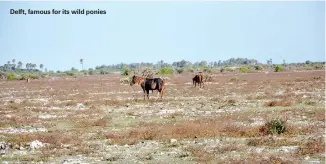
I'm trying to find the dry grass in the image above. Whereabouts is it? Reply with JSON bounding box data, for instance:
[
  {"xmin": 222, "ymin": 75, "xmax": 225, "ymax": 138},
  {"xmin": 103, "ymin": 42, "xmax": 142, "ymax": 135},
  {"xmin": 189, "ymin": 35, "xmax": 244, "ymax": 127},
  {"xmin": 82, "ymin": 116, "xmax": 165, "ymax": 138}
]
[
  {"xmin": 106, "ymin": 119, "xmax": 263, "ymax": 145},
  {"xmin": 106, "ymin": 117, "xmax": 316, "ymax": 145},
  {"xmin": 0, "ymin": 70, "xmax": 324, "ymax": 163},
  {"xmin": 298, "ymin": 137, "xmax": 325, "ymax": 155},
  {"xmin": 186, "ymin": 146, "xmax": 215, "ymax": 163},
  {"xmin": 264, "ymin": 99, "xmax": 292, "ymax": 107},
  {"xmin": 247, "ymin": 137, "xmax": 301, "ymax": 147}
]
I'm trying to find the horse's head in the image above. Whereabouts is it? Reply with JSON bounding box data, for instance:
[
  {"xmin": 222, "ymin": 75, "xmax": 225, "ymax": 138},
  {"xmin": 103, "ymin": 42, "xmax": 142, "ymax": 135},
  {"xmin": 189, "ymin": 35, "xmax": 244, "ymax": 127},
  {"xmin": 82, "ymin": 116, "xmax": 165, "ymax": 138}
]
[{"xmin": 130, "ymin": 75, "xmax": 136, "ymax": 86}]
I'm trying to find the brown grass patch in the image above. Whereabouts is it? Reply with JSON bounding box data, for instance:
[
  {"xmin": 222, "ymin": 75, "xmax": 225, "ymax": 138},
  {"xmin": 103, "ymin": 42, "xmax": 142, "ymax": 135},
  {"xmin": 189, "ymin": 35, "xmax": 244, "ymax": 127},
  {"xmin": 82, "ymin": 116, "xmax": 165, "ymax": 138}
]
[
  {"xmin": 3, "ymin": 130, "xmax": 82, "ymax": 149},
  {"xmin": 74, "ymin": 116, "xmax": 111, "ymax": 128},
  {"xmin": 186, "ymin": 146, "xmax": 215, "ymax": 163},
  {"xmin": 247, "ymin": 137, "xmax": 301, "ymax": 147},
  {"xmin": 298, "ymin": 137, "xmax": 325, "ymax": 155},
  {"xmin": 107, "ymin": 119, "xmax": 263, "ymax": 145},
  {"xmin": 264, "ymin": 99, "xmax": 292, "ymax": 107}
]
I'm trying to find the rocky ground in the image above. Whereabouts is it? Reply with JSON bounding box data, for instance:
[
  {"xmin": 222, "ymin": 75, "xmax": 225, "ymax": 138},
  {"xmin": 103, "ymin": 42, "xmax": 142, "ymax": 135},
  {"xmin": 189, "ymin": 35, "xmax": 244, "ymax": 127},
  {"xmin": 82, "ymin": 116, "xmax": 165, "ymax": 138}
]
[{"xmin": 0, "ymin": 70, "xmax": 325, "ymax": 163}]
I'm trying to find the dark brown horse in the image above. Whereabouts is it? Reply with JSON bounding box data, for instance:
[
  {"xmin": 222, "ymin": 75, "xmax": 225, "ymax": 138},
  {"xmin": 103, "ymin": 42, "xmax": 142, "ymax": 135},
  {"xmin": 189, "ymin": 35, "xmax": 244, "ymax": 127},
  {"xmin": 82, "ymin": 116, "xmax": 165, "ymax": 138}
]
[
  {"xmin": 144, "ymin": 78, "xmax": 165, "ymax": 100},
  {"xmin": 193, "ymin": 75, "xmax": 204, "ymax": 88},
  {"xmin": 130, "ymin": 75, "xmax": 165, "ymax": 100}
]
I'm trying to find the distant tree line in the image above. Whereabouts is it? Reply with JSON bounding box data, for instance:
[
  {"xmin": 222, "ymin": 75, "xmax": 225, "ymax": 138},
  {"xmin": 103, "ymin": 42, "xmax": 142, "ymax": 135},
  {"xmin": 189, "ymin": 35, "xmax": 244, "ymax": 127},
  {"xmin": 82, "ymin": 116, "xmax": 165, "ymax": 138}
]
[
  {"xmin": 0, "ymin": 58, "xmax": 324, "ymax": 76},
  {"xmin": 0, "ymin": 59, "xmax": 45, "ymax": 73},
  {"xmin": 93, "ymin": 58, "xmax": 261, "ymax": 71}
]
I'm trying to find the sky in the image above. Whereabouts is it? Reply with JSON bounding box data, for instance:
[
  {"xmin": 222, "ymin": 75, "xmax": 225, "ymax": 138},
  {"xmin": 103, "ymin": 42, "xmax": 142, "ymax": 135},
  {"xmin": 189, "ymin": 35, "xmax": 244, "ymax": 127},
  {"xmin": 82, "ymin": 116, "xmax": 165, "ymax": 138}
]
[{"xmin": 0, "ymin": 1, "xmax": 324, "ymax": 71}]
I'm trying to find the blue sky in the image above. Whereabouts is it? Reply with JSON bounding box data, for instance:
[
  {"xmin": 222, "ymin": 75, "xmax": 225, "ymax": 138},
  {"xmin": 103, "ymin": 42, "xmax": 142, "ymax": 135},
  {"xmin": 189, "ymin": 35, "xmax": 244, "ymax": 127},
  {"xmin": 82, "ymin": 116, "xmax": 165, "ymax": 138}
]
[{"xmin": 0, "ymin": 1, "xmax": 324, "ymax": 71}]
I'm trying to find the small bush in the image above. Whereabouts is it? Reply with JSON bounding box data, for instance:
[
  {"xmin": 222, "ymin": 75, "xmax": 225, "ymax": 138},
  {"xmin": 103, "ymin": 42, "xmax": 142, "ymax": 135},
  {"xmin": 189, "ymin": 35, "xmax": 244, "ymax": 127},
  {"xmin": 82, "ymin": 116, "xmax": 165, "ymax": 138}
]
[
  {"xmin": 239, "ymin": 66, "xmax": 250, "ymax": 73},
  {"xmin": 100, "ymin": 70, "xmax": 109, "ymax": 75},
  {"xmin": 121, "ymin": 68, "xmax": 129, "ymax": 76},
  {"xmin": 225, "ymin": 67, "xmax": 232, "ymax": 72},
  {"xmin": 275, "ymin": 65, "xmax": 283, "ymax": 72},
  {"xmin": 255, "ymin": 66, "xmax": 263, "ymax": 70},
  {"xmin": 176, "ymin": 68, "xmax": 184, "ymax": 74},
  {"xmin": 28, "ymin": 74, "xmax": 39, "ymax": 79},
  {"xmin": 157, "ymin": 68, "xmax": 173, "ymax": 75},
  {"xmin": 260, "ymin": 119, "xmax": 286, "ymax": 135},
  {"xmin": 7, "ymin": 73, "xmax": 15, "ymax": 80},
  {"xmin": 203, "ymin": 68, "xmax": 212, "ymax": 73},
  {"xmin": 120, "ymin": 77, "xmax": 131, "ymax": 84},
  {"xmin": 230, "ymin": 77, "xmax": 238, "ymax": 82},
  {"xmin": 65, "ymin": 72, "xmax": 75, "ymax": 76},
  {"xmin": 204, "ymin": 75, "xmax": 213, "ymax": 82},
  {"xmin": 221, "ymin": 67, "xmax": 232, "ymax": 72},
  {"xmin": 88, "ymin": 70, "xmax": 94, "ymax": 75},
  {"xmin": 81, "ymin": 70, "xmax": 88, "ymax": 75}
]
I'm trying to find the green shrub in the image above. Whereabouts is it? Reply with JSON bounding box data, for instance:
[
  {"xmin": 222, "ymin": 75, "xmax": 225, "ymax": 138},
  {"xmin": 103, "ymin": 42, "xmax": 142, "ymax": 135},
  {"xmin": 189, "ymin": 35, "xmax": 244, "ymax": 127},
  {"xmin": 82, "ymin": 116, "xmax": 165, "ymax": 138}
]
[
  {"xmin": 100, "ymin": 70, "xmax": 109, "ymax": 75},
  {"xmin": 7, "ymin": 73, "xmax": 15, "ymax": 80},
  {"xmin": 157, "ymin": 68, "xmax": 173, "ymax": 75},
  {"xmin": 203, "ymin": 67, "xmax": 212, "ymax": 73},
  {"xmin": 275, "ymin": 65, "xmax": 283, "ymax": 72},
  {"xmin": 120, "ymin": 77, "xmax": 131, "ymax": 84},
  {"xmin": 255, "ymin": 65, "xmax": 263, "ymax": 70},
  {"xmin": 225, "ymin": 67, "xmax": 232, "ymax": 72},
  {"xmin": 239, "ymin": 66, "xmax": 250, "ymax": 73},
  {"xmin": 121, "ymin": 68, "xmax": 129, "ymax": 76},
  {"xmin": 65, "ymin": 72, "xmax": 75, "ymax": 76},
  {"xmin": 28, "ymin": 74, "xmax": 39, "ymax": 79},
  {"xmin": 230, "ymin": 77, "xmax": 238, "ymax": 82},
  {"xmin": 88, "ymin": 70, "xmax": 94, "ymax": 75},
  {"xmin": 260, "ymin": 119, "xmax": 286, "ymax": 135}
]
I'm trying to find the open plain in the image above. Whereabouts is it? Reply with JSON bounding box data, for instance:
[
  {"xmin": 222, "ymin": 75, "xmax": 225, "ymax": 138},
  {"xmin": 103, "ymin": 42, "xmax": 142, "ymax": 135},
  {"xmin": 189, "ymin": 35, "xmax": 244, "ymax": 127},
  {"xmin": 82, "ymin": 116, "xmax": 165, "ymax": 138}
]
[{"xmin": 0, "ymin": 70, "xmax": 325, "ymax": 163}]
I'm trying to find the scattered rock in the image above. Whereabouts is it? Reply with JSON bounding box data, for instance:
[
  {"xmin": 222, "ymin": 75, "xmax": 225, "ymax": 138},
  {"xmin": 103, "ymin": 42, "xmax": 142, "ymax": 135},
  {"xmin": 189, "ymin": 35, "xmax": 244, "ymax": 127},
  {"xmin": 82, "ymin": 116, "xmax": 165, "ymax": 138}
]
[
  {"xmin": 105, "ymin": 156, "xmax": 119, "ymax": 162},
  {"xmin": 76, "ymin": 103, "xmax": 86, "ymax": 110},
  {"xmin": 170, "ymin": 139, "xmax": 177, "ymax": 143},
  {"xmin": 0, "ymin": 127, "xmax": 48, "ymax": 134},
  {"xmin": 28, "ymin": 140, "xmax": 46, "ymax": 150},
  {"xmin": 0, "ymin": 142, "xmax": 8, "ymax": 150},
  {"xmin": 277, "ymin": 146, "xmax": 300, "ymax": 153}
]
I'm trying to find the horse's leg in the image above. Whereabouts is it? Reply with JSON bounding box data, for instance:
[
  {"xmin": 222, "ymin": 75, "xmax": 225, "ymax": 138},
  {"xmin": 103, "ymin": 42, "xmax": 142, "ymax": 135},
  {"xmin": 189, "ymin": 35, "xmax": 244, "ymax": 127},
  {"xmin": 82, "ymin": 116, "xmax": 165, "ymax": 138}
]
[
  {"xmin": 161, "ymin": 88, "xmax": 164, "ymax": 99},
  {"xmin": 156, "ymin": 89, "xmax": 160, "ymax": 100},
  {"xmin": 141, "ymin": 85, "xmax": 146, "ymax": 100},
  {"xmin": 146, "ymin": 89, "xmax": 150, "ymax": 100}
]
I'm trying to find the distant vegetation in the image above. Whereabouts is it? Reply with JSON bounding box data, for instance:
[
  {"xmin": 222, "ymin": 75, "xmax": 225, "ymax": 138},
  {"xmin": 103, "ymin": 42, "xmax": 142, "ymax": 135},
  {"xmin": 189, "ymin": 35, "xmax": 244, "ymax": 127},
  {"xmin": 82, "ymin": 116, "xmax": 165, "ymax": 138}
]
[{"xmin": 0, "ymin": 58, "xmax": 324, "ymax": 81}]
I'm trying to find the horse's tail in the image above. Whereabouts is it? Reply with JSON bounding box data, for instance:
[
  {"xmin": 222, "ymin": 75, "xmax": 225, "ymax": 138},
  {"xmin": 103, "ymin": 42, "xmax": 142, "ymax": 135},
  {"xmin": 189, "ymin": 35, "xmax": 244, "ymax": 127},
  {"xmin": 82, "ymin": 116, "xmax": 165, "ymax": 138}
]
[
  {"xmin": 161, "ymin": 79, "xmax": 165, "ymax": 88},
  {"xmin": 160, "ymin": 79, "xmax": 165, "ymax": 98}
]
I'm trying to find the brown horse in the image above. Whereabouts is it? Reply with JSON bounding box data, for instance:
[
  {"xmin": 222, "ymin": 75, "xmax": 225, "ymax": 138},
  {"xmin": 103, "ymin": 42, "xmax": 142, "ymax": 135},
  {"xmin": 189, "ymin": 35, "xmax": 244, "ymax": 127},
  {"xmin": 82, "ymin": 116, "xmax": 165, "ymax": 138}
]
[
  {"xmin": 193, "ymin": 75, "xmax": 204, "ymax": 88},
  {"xmin": 144, "ymin": 78, "xmax": 165, "ymax": 100},
  {"xmin": 130, "ymin": 75, "xmax": 159, "ymax": 100}
]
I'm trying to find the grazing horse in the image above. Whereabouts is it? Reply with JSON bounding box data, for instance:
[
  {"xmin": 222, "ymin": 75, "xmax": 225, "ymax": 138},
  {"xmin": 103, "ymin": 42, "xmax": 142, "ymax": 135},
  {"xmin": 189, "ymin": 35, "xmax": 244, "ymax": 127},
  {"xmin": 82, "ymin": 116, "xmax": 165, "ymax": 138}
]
[
  {"xmin": 193, "ymin": 75, "xmax": 204, "ymax": 88},
  {"xmin": 144, "ymin": 78, "xmax": 165, "ymax": 100}
]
